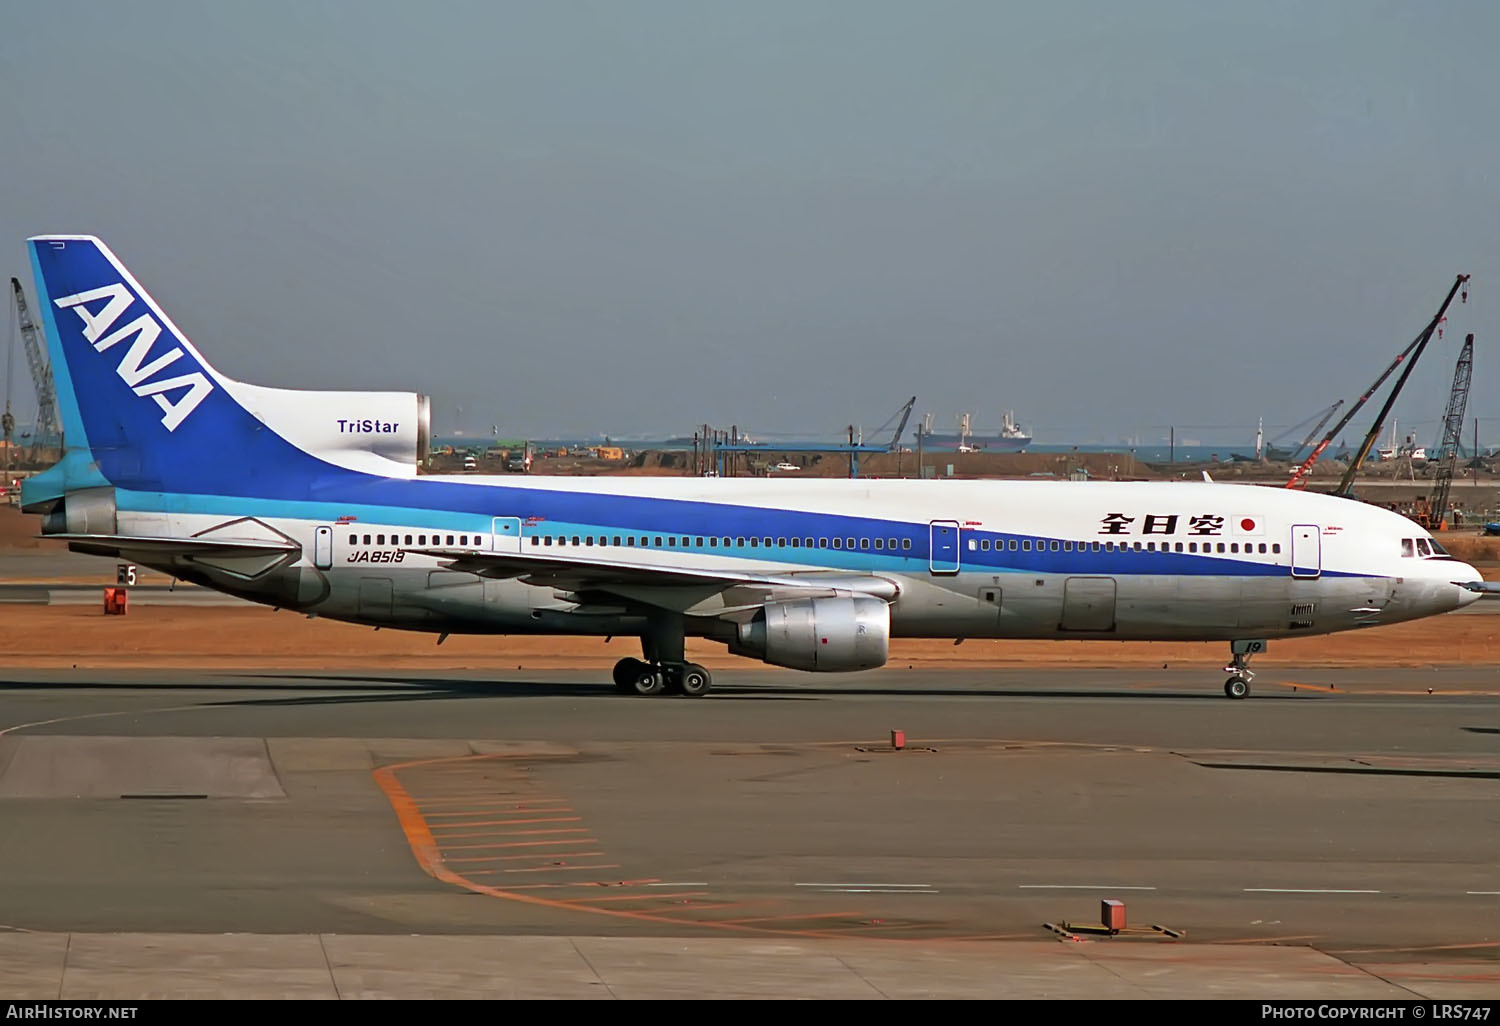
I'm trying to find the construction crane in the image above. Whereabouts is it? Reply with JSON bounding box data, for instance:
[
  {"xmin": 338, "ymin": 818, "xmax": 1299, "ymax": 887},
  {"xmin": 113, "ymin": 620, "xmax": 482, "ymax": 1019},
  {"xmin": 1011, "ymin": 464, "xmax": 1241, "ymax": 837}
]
[
  {"xmin": 9, "ymin": 277, "xmax": 61, "ymax": 462},
  {"xmin": 1264, "ymin": 399, "xmax": 1344, "ymax": 462},
  {"xmin": 1413, "ymin": 333, "xmax": 1473, "ymax": 530},
  {"xmin": 1287, "ymin": 273, "xmax": 1469, "ymax": 491},
  {"xmin": 881, "ymin": 396, "xmax": 917, "ymax": 451}
]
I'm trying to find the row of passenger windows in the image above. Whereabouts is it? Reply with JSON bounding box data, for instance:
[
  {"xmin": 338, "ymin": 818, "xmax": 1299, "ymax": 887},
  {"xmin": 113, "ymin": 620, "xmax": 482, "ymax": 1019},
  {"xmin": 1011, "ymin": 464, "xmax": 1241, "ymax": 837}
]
[
  {"xmin": 349, "ymin": 530, "xmax": 1283, "ymax": 557},
  {"xmin": 531, "ymin": 534, "xmax": 914, "ymax": 550},
  {"xmin": 350, "ymin": 533, "xmax": 480, "ymax": 547},
  {"xmin": 967, "ymin": 538, "xmax": 1282, "ymax": 555}
]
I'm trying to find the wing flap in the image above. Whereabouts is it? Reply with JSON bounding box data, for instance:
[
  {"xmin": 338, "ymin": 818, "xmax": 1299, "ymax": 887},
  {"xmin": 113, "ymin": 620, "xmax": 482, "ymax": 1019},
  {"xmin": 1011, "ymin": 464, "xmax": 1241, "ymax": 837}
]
[{"xmin": 404, "ymin": 546, "xmax": 900, "ymax": 605}]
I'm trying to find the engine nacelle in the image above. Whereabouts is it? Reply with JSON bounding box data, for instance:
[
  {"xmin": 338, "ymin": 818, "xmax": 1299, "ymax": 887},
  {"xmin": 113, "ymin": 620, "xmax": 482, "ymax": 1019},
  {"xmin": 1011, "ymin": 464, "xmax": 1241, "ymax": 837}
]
[
  {"xmin": 224, "ymin": 381, "xmax": 431, "ymax": 474},
  {"xmin": 732, "ymin": 596, "xmax": 890, "ymax": 672}
]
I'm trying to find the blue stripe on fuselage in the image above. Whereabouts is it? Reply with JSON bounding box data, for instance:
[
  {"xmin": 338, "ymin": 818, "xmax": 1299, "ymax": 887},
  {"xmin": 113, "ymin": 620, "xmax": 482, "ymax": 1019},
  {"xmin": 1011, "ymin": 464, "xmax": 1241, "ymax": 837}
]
[{"xmin": 118, "ymin": 486, "xmax": 1366, "ymax": 579}]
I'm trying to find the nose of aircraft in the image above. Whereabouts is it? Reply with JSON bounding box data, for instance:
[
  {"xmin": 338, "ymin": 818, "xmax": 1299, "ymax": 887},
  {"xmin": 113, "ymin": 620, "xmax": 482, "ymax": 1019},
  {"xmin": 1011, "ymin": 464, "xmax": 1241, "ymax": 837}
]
[{"xmin": 1448, "ymin": 560, "xmax": 1486, "ymax": 608}]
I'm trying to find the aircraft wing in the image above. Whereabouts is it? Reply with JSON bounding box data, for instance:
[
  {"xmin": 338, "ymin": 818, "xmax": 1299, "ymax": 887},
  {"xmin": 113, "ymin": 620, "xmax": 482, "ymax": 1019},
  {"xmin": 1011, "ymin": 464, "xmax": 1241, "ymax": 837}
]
[{"xmin": 406, "ymin": 546, "xmax": 899, "ymax": 615}]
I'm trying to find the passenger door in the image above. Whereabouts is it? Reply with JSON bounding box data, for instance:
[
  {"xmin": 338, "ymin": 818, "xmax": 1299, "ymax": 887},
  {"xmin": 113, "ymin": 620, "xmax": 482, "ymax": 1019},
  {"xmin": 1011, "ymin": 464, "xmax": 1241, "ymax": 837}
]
[
  {"xmin": 1290, "ymin": 524, "xmax": 1321, "ymax": 579},
  {"xmin": 929, "ymin": 520, "xmax": 960, "ymax": 575},
  {"xmin": 491, "ymin": 517, "xmax": 523, "ymax": 554},
  {"xmin": 313, "ymin": 526, "xmax": 333, "ymax": 570}
]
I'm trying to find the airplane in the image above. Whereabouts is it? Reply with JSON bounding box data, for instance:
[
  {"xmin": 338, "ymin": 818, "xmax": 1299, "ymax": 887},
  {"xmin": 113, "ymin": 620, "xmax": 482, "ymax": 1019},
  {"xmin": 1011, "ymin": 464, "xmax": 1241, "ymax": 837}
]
[{"xmin": 18, "ymin": 235, "xmax": 1492, "ymax": 700}]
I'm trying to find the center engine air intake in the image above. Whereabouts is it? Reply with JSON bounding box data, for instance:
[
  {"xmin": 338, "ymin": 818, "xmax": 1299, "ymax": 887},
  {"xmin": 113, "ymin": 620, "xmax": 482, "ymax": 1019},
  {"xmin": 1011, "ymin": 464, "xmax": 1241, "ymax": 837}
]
[{"xmin": 733, "ymin": 595, "xmax": 890, "ymax": 672}]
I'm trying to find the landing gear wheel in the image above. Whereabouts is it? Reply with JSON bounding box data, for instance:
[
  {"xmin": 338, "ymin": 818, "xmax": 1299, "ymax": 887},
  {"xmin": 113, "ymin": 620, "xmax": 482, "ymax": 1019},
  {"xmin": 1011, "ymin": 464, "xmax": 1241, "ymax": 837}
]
[
  {"xmin": 613, "ymin": 657, "xmax": 644, "ymax": 694},
  {"xmin": 678, "ymin": 663, "xmax": 712, "ymax": 698},
  {"xmin": 1224, "ymin": 677, "xmax": 1250, "ymax": 700},
  {"xmin": 630, "ymin": 666, "xmax": 666, "ymax": 696}
]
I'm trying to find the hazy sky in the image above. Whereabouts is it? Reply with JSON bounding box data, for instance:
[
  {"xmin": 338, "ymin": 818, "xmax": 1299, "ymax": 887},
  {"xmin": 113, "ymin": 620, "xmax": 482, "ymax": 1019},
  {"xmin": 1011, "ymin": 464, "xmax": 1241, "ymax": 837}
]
[{"xmin": 3, "ymin": 1, "xmax": 1497, "ymax": 448}]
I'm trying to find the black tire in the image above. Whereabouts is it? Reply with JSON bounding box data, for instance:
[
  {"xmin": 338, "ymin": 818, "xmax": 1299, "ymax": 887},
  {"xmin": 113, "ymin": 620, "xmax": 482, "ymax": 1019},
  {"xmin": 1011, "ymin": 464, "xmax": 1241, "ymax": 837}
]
[
  {"xmin": 678, "ymin": 663, "xmax": 712, "ymax": 698},
  {"xmin": 631, "ymin": 667, "xmax": 666, "ymax": 696},
  {"xmin": 613, "ymin": 658, "xmax": 641, "ymax": 693},
  {"xmin": 1224, "ymin": 677, "xmax": 1250, "ymax": 700}
]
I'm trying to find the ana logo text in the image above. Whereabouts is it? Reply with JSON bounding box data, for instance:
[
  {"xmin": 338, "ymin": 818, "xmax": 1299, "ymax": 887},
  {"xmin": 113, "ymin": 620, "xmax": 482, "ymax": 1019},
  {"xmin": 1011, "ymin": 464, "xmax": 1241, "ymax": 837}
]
[{"xmin": 52, "ymin": 283, "xmax": 213, "ymax": 431}]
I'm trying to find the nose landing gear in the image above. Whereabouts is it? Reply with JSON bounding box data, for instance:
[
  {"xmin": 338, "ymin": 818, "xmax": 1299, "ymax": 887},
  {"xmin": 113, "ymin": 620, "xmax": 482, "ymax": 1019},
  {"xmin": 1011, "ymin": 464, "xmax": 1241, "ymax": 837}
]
[{"xmin": 1223, "ymin": 639, "xmax": 1265, "ymax": 699}]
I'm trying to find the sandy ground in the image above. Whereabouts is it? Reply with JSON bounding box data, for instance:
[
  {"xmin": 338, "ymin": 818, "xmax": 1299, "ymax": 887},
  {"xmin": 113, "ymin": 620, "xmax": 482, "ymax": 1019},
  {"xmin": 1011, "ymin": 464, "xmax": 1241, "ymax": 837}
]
[{"xmin": 10, "ymin": 603, "xmax": 1500, "ymax": 670}]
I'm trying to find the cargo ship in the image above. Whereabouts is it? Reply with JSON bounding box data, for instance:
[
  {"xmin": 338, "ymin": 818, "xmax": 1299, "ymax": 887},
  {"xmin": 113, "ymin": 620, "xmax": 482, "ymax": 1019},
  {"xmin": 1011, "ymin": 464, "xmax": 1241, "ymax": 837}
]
[{"xmin": 914, "ymin": 411, "xmax": 1032, "ymax": 452}]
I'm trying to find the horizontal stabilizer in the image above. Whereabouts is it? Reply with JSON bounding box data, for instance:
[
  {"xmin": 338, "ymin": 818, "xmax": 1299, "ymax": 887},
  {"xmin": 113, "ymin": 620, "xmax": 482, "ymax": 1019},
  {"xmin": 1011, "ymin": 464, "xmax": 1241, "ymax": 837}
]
[
  {"xmin": 1454, "ymin": 580, "xmax": 1500, "ymax": 594},
  {"xmin": 49, "ymin": 533, "xmax": 299, "ymax": 558}
]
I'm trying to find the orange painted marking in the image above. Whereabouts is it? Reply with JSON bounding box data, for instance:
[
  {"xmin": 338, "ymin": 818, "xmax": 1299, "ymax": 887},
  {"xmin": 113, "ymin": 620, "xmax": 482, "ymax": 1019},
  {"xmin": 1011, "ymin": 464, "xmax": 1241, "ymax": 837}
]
[
  {"xmin": 426, "ymin": 827, "xmax": 591, "ymax": 841},
  {"xmin": 483, "ymin": 851, "xmax": 607, "ymax": 862},
  {"xmin": 503, "ymin": 863, "xmax": 622, "ymax": 873},
  {"xmin": 569, "ymin": 891, "xmax": 709, "ymax": 904},
  {"xmin": 429, "ymin": 816, "xmax": 582, "ymax": 830},
  {"xmin": 374, "ymin": 754, "xmax": 871, "ymax": 938},
  {"xmin": 400, "ymin": 796, "xmax": 571, "ymax": 808},
  {"xmin": 422, "ymin": 807, "xmax": 573, "ymax": 819},
  {"xmin": 438, "ymin": 838, "xmax": 598, "ymax": 852}
]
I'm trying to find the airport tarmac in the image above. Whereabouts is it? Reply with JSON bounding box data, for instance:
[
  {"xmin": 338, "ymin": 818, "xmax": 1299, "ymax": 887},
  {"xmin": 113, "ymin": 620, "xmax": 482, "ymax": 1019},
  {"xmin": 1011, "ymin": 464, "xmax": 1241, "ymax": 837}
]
[{"xmin": 1, "ymin": 667, "xmax": 1498, "ymax": 998}]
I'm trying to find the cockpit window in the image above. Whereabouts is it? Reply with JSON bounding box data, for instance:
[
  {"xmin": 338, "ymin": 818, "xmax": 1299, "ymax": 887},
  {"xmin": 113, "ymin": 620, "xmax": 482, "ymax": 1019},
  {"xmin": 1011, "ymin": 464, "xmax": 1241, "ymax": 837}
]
[
  {"xmin": 1415, "ymin": 538, "xmax": 1432, "ymax": 557},
  {"xmin": 1401, "ymin": 538, "xmax": 1414, "ymax": 557},
  {"xmin": 1429, "ymin": 538, "xmax": 1449, "ymax": 556}
]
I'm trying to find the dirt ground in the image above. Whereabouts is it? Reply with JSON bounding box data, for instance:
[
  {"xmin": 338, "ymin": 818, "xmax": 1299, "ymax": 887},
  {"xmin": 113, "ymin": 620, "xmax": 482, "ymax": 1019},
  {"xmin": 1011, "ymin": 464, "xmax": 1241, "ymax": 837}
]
[{"xmin": 4, "ymin": 506, "xmax": 1500, "ymax": 670}]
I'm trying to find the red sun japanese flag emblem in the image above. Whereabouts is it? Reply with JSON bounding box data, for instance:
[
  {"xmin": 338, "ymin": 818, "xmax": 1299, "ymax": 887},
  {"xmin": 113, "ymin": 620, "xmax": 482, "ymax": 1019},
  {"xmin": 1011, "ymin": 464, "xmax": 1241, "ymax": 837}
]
[{"xmin": 1234, "ymin": 515, "xmax": 1262, "ymax": 535}]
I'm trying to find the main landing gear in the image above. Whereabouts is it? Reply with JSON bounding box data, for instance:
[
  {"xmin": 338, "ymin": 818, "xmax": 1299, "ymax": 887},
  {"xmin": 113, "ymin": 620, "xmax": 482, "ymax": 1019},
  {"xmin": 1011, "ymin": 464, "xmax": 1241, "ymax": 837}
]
[
  {"xmin": 612, "ymin": 658, "xmax": 713, "ymax": 698},
  {"xmin": 1223, "ymin": 639, "xmax": 1266, "ymax": 700}
]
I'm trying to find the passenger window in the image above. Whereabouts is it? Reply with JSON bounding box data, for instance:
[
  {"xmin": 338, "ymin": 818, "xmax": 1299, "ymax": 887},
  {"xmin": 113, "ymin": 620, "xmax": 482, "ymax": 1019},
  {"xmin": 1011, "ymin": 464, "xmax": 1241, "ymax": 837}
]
[
  {"xmin": 405, "ymin": 535, "xmax": 413, "ymax": 545},
  {"xmin": 778, "ymin": 537, "xmax": 787, "ymax": 547},
  {"xmin": 654, "ymin": 537, "xmax": 663, "ymax": 546},
  {"xmin": 832, "ymin": 538, "xmax": 842, "ymax": 549},
  {"xmin": 819, "ymin": 538, "xmax": 829, "ymax": 548},
  {"xmin": 1258, "ymin": 543, "xmax": 1266, "ymax": 554},
  {"xmin": 846, "ymin": 538, "xmax": 855, "ymax": 549},
  {"xmin": 1401, "ymin": 538, "xmax": 1414, "ymax": 557},
  {"xmin": 613, "ymin": 536, "xmax": 621, "ymax": 546},
  {"xmin": 568, "ymin": 536, "xmax": 578, "ymax": 546},
  {"xmin": 1188, "ymin": 542, "xmax": 1196, "ymax": 552},
  {"xmin": 902, "ymin": 539, "xmax": 911, "ymax": 550},
  {"xmin": 874, "ymin": 538, "xmax": 884, "ymax": 549},
  {"xmin": 667, "ymin": 538, "xmax": 675, "ymax": 547},
  {"xmin": 588, "ymin": 536, "xmax": 596, "ymax": 546},
  {"xmin": 696, "ymin": 537, "xmax": 704, "ymax": 547},
  {"xmin": 1009, "ymin": 540, "xmax": 1018, "ymax": 551},
  {"xmin": 1105, "ymin": 541, "xmax": 1114, "ymax": 551},
  {"xmin": 363, "ymin": 535, "xmax": 371, "ymax": 545},
  {"xmin": 1216, "ymin": 543, "xmax": 1225, "ymax": 553},
  {"xmin": 530, "ymin": 536, "xmax": 538, "ymax": 546},
  {"xmin": 348, "ymin": 534, "xmax": 357, "ymax": 545},
  {"xmin": 968, "ymin": 540, "xmax": 977, "ymax": 551},
  {"xmin": 1146, "ymin": 542, "xmax": 1155, "ymax": 552},
  {"xmin": 764, "ymin": 537, "xmax": 773, "ymax": 547},
  {"xmin": 1174, "ymin": 542, "xmax": 1183, "ymax": 552},
  {"xmin": 1272, "ymin": 543, "xmax": 1281, "ymax": 554},
  {"xmin": 790, "ymin": 538, "xmax": 800, "ymax": 548},
  {"xmin": 1022, "ymin": 540, "xmax": 1032, "ymax": 551},
  {"xmin": 1062, "ymin": 541, "xmax": 1071, "ymax": 552},
  {"xmin": 806, "ymin": 538, "xmax": 815, "ymax": 548},
  {"xmin": 1092, "ymin": 541, "xmax": 1101, "ymax": 552},
  {"xmin": 626, "ymin": 537, "xmax": 635, "ymax": 547},
  {"xmin": 1230, "ymin": 542, "xmax": 1239, "ymax": 553},
  {"xmin": 888, "ymin": 537, "xmax": 898, "ymax": 548},
  {"xmin": 750, "ymin": 538, "xmax": 759, "ymax": 547},
  {"xmin": 1049, "ymin": 540, "xmax": 1059, "ymax": 551},
  {"xmin": 1133, "ymin": 542, "xmax": 1142, "ymax": 551},
  {"xmin": 736, "ymin": 537, "xmax": 746, "ymax": 547},
  {"xmin": 981, "ymin": 539, "xmax": 990, "ymax": 551},
  {"xmin": 546, "ymin": 536, "xmax": 555, "ymax": 546},
  {"xmin": 640, "ymin": 537, "xmax": 649, "ymax": 546},
  {"xmin": 860, "ymin": 538, "xmax": 870, "ymax": 549}
]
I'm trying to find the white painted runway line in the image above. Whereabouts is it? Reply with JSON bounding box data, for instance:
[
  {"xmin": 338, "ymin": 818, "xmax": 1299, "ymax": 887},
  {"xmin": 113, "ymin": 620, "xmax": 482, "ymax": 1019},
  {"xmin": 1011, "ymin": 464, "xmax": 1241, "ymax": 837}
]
[
  {"xmin": 1243, "ymin": 888, "xmax": 1381, "ymax": 894},
  {"xmin": 1017, "ymin": 884, "xmax": 1157, "ymax": 890}
]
